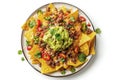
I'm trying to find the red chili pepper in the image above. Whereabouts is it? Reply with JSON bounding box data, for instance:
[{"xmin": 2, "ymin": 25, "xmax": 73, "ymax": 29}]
[
  {"xmin": 37, "ymin": 20, "xmax": 42, "ymax": 27},
  {"xmin": 42, "ymin": 53, "xmax": 50, "ymax": 61},
  {"xmin": 27, "ymin": 45, "xmax": 32, "ymax": 51},
  {"xmin": 59, "ymin": 53, "xmax": 66, "ymax": 58},
  {"xmin": 80, "ymin": 16, "xmax": 86, "ymax": 22}
]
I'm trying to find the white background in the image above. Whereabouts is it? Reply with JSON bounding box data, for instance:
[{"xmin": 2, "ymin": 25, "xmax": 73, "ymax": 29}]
[{"xmin": 0, "ymin": 0, "xmax": 120, "ymax": 80}]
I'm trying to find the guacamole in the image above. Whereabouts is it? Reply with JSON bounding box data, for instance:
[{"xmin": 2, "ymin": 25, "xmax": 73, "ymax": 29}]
[{"xmin": 43, "ymin": 26, "xmax": 73, "ymax": 51}]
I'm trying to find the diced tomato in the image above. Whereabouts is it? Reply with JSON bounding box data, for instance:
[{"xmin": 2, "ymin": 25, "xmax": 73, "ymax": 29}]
[
  {"xmin": 37, "ymin": 20, "xmax": 42, "ymax": 27},
  {"xmin": 87, "ymin": 23, "xmax": 91, "ymax": 27},
  {"xmin": 42, "ymin": 53, "xmax": 50, "ymax": 61},
  {"xmin": 37, "ymin": 27, "xmax": 42, "ymax": 32},
  {"xmin": 80, "ymin": 16, "xmax": 86, "ymax": 22},
  {"xmin": 40, "ymin": 32, "xmax": 44, "ymax": 38},
  {"xmin": 27, "ymin": 45, "xmax": 32, "ymax": 51},
  {"xmin": 74, "ymin": 46, "xmax": 79, "ymax": 54},
  {"xmin": 59, "ymin": 53, "xmax": 66, "ymax": 58}
]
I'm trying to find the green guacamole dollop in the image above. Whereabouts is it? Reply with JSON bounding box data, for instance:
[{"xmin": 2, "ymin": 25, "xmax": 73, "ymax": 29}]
[{"xmin": 43, "ymin": 26, "xmax": 73, "ymax": 51}]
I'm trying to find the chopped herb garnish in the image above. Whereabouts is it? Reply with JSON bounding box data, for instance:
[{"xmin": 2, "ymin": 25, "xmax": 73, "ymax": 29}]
[
  {"xmin": 78, "ymin": 53, "xmax": 87, "ymax": 62},
  {"xmin": 95, "ymin": 28, "xmax": 101, "ymax": 34},
  {"xmin": 70, "ymin": 16, "xmax": 75, "ymax": 22},
  {"xmin": 21, "ymin": 57, "xmax": 25, "ymax": 61},
  {"xmin": 48, "ymin": 23, "xmax": 54, "ymax": 26},
  {"xmin": 44, "ymin": 16, "xmax": 51, "ymax": 21},
  {"xmin": 60, "ymin": 58, "xmax": 65, "ymax": 62},
  {"xmin": 50, "ymin": 29, "xmax": 55, "ymax": 35},
  {"xmin": 61, "ymin": 70, "xmax": 66, "ymax": 75},
  {"xmin": 37, "ymin": 9, "xmax": 43, "ymax": 14},
  {"xmin": 18, "ymin": 50, "xmax": 22, "ymax": 55},
  {"xmin": 29, "ymin": 20, "xmax": 36, "ymax": 28},
  {"xmin": 55, "ymin": 33, "xmax": 61, "ymax": 40},
  {"xmin": 67, "ymin": 24, "xmax": 73, "ymax": 28},
  {"xmin": 81, "ymin": 22, "xmax": 87, "ymax": 32},
  {"xmin": 26, "ymin": 40, "xmax": 30, "ymax": 46},
  {"xmin": 70, "ymin": 67, "xmax": 76, "ymax": 73},
  {"xmin": 34, "ymin": 51, "xmax": 41, "ymax": 58},
  {"xmin": 55, "ymin": 33, "xmax": 60, "ymax": 37},
  {"xmin": 33, "ymin": 36, "xmax": 39, "ymax": 44}
]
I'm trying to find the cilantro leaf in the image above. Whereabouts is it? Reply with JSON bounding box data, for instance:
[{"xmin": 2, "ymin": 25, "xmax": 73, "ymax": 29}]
[
  {"xmin": 37, "ymin": 9, "xmax": 43, "ymax": 14},
  {"xmin": 34, "ymin": 51, "xmax": 41, "ymax": 58},
  {"xmin": 78, "ymin": 53, "xmax": 87, "ymax": 62},
  {"xmin": 29, "ymin": 20, "xmax": 36, "ymax": 28},
  {"xmin": 61, "ymin": 70, "xmax": 66, "ymax": 75},
  {"xmin": 55, "ymin": 33, "xmax": 61, "ymax": 40},
  {"xmin": 95, "ymin": 28, "xmax": 101, "ymax": 34},
  {"xmin": 18, "ymin": 50, "xmax": 22, "ymax": 55},
  {"xmin": 70, "ymin": 67, "xmax": 76, "ymax": 73},
  {"xmin": 21, "ymin": 57, "xmax": 25, "ymax": 61}
]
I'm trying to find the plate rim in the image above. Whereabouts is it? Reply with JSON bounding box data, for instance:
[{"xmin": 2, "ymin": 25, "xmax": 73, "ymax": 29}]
[{"xmin": 21, "ymin": 2, "xmax": 96, "ymax": 77}]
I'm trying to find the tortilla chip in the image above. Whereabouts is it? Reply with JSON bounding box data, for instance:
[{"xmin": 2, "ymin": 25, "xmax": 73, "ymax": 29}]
[
  {"xmin": 24, "ymin": 29, "xmax": 34, "ymax": 42},
  {"xmin": 88, "ymin": 32, "xmax": 96, "ymax": 55},
  {"xmin": 21, "ymin": 22, "xmax": 29, "ymax": 30},
  {"xmin": 88, "ymin": 32, "xmax": 96, "ymax": 40},
  {"xmin": 67, "ymin": 59, "xmax": 85, "ymax": 67},
  {"xmin": 47, "ymin": 3, "xmax": 56, "ymax": 13},
  {"xmin": 38, "ymin": 59, "xmax": 56, "ymax": 74},
  {"xmin": 90, "ymin": 44, "xmax": 95, "ymax": 55},
  {"xmin": 24, "ymin": 24, "xmax": 36, "ymax": 42},
  {"xmin": 60, "ymin": 6, "xmax": 67, "ymax": 13},
  {"xmin": 89, "ymin": 38, "xmax": 95, "ymax": 55},
  {"xmin": 37, "ymin": 59, "xmax": 63, "ymax": 74},
  {"xmin": 74, "ymin": 22, "xmax": 81, "ymax": 32},
  {"xmin": 68, "ymin": 10, "xmax": 79, "ymax": 20},
  {"xmin": 80, "ymin": 43, "xmax": 89, "ymax": 56},
  {"xmin": 63, "ymin": 63, "xmax": 69, "ymax": 69},
  {"xmin": 29, "ymin": 45, "xmax": 39, "ymax": 55},
  {"xmin": 38, "ymin": 13, "xmax": 44, "ymax": 22},
  {"xmin": 79, "ymin": 33, "xmax": 91, "ymax": 46},
  {"xmin": 32, "ymin": 59, "xmax": 40, "ymax": 64}
]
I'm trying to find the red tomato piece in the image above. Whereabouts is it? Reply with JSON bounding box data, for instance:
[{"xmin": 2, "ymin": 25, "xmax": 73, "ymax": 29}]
[
  {"xmin": 37, "ymin": 27, "xmax": 42, "ymax": 32},
  {"xmin": 74, "ymin": 46, "xmax": 79, "ymax": 54},
  {"xmin": 87, "ymin": 23, "xmax": 91, "ymax": 27},
  {"xmin": 80, "ymin": 16, "xmax": 86, "ymax": 22},
  {"xmin": 59, "ymin": 53, "xmax": 66, "ymax": 58},
  {"xmin": 37, "ymin": 20, "xmax": 42, "ymax": 27},
  {"xmin": 42, "ymin": 53, "xmax": 50, "ymax": 61},
  {"xmin": 27, "ymin": 45, "xmax": 32, "ymax": 51}
]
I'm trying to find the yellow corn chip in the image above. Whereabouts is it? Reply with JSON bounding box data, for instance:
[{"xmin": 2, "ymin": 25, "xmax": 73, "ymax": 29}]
[
  {"xmin": 79, "ymin": 33, "xmax": 91, "ymax": 46},
  {"xmin": 67, "ymin": 59, "xmax": 85, "ymax": 67},
  {"xmin": 29, "ymin": 45, "xmax": 39, "ymax": 55},
  {"xmin": 80, "ymin": 43, "xmax": 89, "ymax": 56},
  {"xmin": 68, "ymin": 10, "xmax": 79, "ymax": 20},
  {"xmin": 88, "ymin": 32, "xmax": 96, "ymax": 55},
  {"xmin": 38, "ymin": 59, "xmax": 56, "ymax": 74},
  {"xmin": 60, "ymin": 6, "xmax": 67, "ymax": 13},
  {"xmin": 47, "ymin": 3, "xmax": 56, "ymax": 13}
]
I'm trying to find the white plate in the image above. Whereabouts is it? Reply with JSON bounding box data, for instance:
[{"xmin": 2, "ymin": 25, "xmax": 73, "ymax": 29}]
[{"xmin": 21, "ymin": 2, "xmax": 95, "ymax": 77}]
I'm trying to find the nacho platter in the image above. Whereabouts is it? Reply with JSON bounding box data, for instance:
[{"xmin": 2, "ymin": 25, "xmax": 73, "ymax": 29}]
[{"xmin": 21, "ymin": 2, "xmax": 96, "ymax": 77}]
